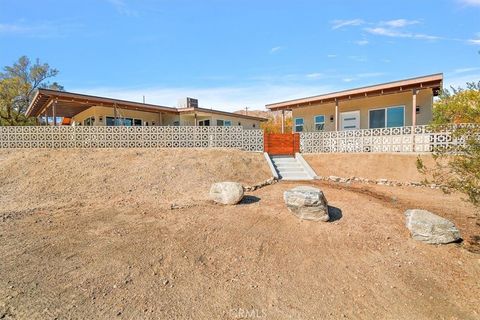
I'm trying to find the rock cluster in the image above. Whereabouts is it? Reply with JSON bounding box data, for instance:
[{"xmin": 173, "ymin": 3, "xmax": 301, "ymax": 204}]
[
  {"xmin": 283, "ymin": 186, "xmax": 329, "ymax": 222},
  {"xmin": 315, "ymin": 175, "xmax": 443, "ymax": 189},
  {"xmin": 243, "ymin": 177, "xmax": 277, "ymax": 192}
]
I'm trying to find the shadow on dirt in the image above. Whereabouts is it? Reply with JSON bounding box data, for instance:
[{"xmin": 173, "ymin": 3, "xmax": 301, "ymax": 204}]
[
  {"xmin": 240, "ymin": 196, "xmax": 261, "ymax": 205},
  {"xmin": 328, "ymin": 206, "xmax": 343, "ymax": 222}
]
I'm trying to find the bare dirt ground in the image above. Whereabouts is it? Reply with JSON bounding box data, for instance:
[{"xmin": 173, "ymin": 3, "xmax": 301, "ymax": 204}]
[{"xmin": 1, "ymin": 149, "xmax": 479, "ymax": 319}]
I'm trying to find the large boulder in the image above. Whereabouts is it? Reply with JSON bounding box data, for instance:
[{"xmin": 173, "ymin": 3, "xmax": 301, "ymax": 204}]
[
  {"xmin": 404, "ymin": 209, "xmax": 461, "ymax": 244},
  {"xmin": 209, "ymin": 182, "xmax": 244, "ymax": 205},
  {"xmin": 283, "ymin": 186, "xmax": 329, "ymax": 222}
]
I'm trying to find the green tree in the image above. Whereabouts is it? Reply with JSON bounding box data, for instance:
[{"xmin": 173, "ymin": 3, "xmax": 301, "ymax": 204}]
[
  {"xmin": 417, "ymin": 81, "xmax": 480, "ymax": 212},
  {"xmin": 0, "ymin": 56, "xmax": 63, "ymax": 126}
]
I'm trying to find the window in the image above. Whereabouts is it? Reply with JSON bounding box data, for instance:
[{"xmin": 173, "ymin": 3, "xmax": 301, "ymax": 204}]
[
  {"xmin": 294, "ymin": 118, "xmax": 304, "ymax": 132},
  {"xmin": 133, "ymin": 119, "xmax": 142, "ymax": 126},
  {"xmin": 198, "ymin": 120, "xmax": 210, "ymax": 126},
  {"xmin": 173, "ymin": 121, "xmax": 180, "ymax": 126},
  {"xmin": 83, "ymin": 116, "xmax": 94, "ymax": 126},
  {"xmin": 369, "ymin": 106, "xmax": 405, "ymax": 129},
  {"xmin": 314, "ymin": 115, "xmax": 325, "ymax": 131},
  {"xmin": 216, "ymin": 119, "xmax": 232, "ymax": 126},
  {"xmin": 105, "ymin": 117, "xmax": 134, "ymax": 126}
]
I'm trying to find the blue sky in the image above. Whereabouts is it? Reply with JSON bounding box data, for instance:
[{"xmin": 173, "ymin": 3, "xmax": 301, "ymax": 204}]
[{"xmin": 1, "ymin": 0, "xmax": 479, "ymax": 111}]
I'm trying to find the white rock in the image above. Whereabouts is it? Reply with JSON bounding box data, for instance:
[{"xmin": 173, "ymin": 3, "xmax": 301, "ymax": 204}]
[
  {"xmin": 209, "ymin": 182, "xmax": 244, "ymax": 205},
  {"xmin": 283, "ymin": 186, "xmax": 329, "ymax": 222},
  {"xmin": 404, "ymin": 209, "xmax": 461, "ymax": 244}
]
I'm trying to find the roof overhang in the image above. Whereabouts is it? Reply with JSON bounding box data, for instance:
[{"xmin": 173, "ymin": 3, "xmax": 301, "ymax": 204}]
[
  {"xmin": 26, "ymin": 89, "xmax": 178, "ymax": 118},
  {"xmin": 266, "ymin": 73, "xmax": 443, "ymax": 111}
]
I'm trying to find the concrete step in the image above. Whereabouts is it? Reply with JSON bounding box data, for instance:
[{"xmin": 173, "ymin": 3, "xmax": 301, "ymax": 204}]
[
  {"xmin": 272, "ymin": 159, "xmax": 298, "ymax": 164},
  {"xmin": 279, "ymin": 172, "xmax": 312, "ymax": 180},
  {"xmin": 276, "ymin": 167, "xmax": 306, "ymax": 173},
  {"xmin": 274, "ymin": 164, "xmax": 304, "ymax": 169},
  {"xmin": 269, "ymin": 155, "xmax": 314, "ymax": 181}
]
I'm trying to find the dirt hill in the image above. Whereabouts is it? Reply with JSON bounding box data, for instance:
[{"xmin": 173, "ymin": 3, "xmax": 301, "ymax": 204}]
[
  {"xmin": 1, "ymin": 149, "xmax": 479, "ymax": 319},
  {"xmin": 0, "ymin": 149, "xmax": 271, "ymax": 214}
]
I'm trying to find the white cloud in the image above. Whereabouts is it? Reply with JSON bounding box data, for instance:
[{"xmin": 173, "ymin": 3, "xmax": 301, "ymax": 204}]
[
  {"xmin": 444, "ymin": 73, "xmax": 480, "ymax": 89},
  {"xmin": 453, "ymin": 67, "xmax": 480, "ymax": 73},
  {"xmin": 468, "ymin": 38, "xmax": 480, "ymax": 45},
  {"xmin": 327, "ymin": 54, "xmax": 337, "ymax": 58},
  {"xmin": 331, "ymin": 19, "xmax": 364, "ymax": 30},
  {"xmin": 306, "ymin": 73, "xmax": 323, "ymax": 79},
  {"xmin": 354, "ymin": 39, "xmax": 369, "ymax": 46},
  {"xmin": 382, "ymin": 19, "xmax": 419, "ymax": 28},
  {"xmin": 458, "ymin": 0, "xmax": 480, "ymax": 6},
  {"xmin": 365, "ymin": 27, "xmax": 440, "ymax": 40},
  {"xmin": 106, "ymin": 0, "xmax": 139, "ymax": 17},
  {"xmin": 348, "ymin": 55, "xmax": 367, "ymax": 62},
  {"xmin": 0, "ymin": 21, "xmax": 80, "ymax": 38},
  {"xmin": 72, "ymin": 84, "xmax": 336, "ymax": 111},
  {"xmin": 269, "ymin": 46, "xmax": 283, "ymax": 53}
]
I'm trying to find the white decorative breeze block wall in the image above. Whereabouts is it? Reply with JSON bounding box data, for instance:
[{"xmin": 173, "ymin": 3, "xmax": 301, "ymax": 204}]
[
  {"xmin": 300, "ymin": 125, "xmax": 468, "ymax": 153},
  {"xmin": 0, "ymin": 126, "xmax": 264, "ymax": 152}
]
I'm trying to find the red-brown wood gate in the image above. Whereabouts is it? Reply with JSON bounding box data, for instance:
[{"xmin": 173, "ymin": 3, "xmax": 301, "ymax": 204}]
[{"xmin": 264, "ymin": 133, "xmax": 300, "ymax": 155}]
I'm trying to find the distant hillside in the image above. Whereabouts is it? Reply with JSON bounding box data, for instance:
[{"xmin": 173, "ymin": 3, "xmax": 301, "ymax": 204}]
[
  {"xmin": 234, "ymin": 110, "xmax": 292, "ymax": 119},
  {"xmin": 233, "ymin": 110, "xmax": 270, "ymax": 118}
]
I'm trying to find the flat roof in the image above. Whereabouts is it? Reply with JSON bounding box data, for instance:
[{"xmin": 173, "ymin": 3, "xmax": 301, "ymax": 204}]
[
  {"xmin": 266, "ymin": 73, "xmax": 443, "ymax": 111},
  {"xmin": 26, "ymin": 89, "xmax": 267, "ymax": 121}
]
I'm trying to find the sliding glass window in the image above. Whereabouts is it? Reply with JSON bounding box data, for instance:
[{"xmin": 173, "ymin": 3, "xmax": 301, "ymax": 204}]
[{"xmin": 369, "ymin": 106, "xmax": 404, "ymax": 128}]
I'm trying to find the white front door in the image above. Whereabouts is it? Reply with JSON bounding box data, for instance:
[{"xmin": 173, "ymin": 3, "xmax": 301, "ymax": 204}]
[{"xmin": 340, "ymin": 111, "xmax": 360, "ymax": 131}]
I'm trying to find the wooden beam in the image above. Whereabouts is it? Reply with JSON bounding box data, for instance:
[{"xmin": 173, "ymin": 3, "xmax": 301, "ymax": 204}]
[
  {"xmin": 335, "ymin": 99, "xmax": 339, "ymax": 131},
  {"xmin": 412, "ymin": 89, "xmax": 417, "ymax": 127},
  {"xmin": 52, "ymin": 99, "xmax": 57, "ymax": 126}
]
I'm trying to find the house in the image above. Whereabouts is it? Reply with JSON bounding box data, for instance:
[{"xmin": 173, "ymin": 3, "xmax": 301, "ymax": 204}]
[
  {"xmin": 25, "ymin": 89, "xmax": 267, "ymax": 129},
  {"xmin": 266, "ymin": 73, "xmax": 443, "ymax": 132}
]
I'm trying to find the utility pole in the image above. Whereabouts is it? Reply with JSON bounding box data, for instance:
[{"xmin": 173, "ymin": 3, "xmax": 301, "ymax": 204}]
[{"xmin": 245, "ymin": 106, "xmax": 248, "ymax": 116}]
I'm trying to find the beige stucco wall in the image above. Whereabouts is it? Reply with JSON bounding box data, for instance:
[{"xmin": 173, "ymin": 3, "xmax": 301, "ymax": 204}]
[
  {"xmin": 291, "ymin": 89, "xmax": 433, "ymax": 132},
  {"xmin": 71, "ymin": 106, "xmax": 262, "ymax": 128}
]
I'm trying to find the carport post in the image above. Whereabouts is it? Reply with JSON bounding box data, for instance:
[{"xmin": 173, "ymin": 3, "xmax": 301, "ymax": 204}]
[
  {"xmin": 52, "ymin": 99, "xmax": 57, "ymax": 126},
  {"xmin": 412, "ymin": 89, "xmax": 418, "ymax": 152},
  {"xmin": 412, "ymin": 89, "xmax": 417, "ymax": 128},
  {"xmin": 335, "ymin": 98, "xmax": 339, "ymax": 131},
  {"xmin": 281, "ymin": 110, "xmax": 285, "ymax": 133}
]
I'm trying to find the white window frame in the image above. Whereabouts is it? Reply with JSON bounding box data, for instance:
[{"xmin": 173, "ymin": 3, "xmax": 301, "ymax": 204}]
[
  {"xmin": 294, "ymin": 117, "xmax": 304, "ymax": 132},
  {"xmin": 314, "ymin": 115, "xmax": 325, "ymax": 131},
  {"xmin": 83, "ymin": 116, "xmax": 94, "ymax": 126},
  {"xmin": 133, "ymin": 118, "xmax": 143, "ymax": 126},
  {"xmin": 198, "ymin": 119, "xmax": 210, "ymax": 126},
  {"xmin": 368, "ymin": 105, "xmax": 405, "ymax": 129}
]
